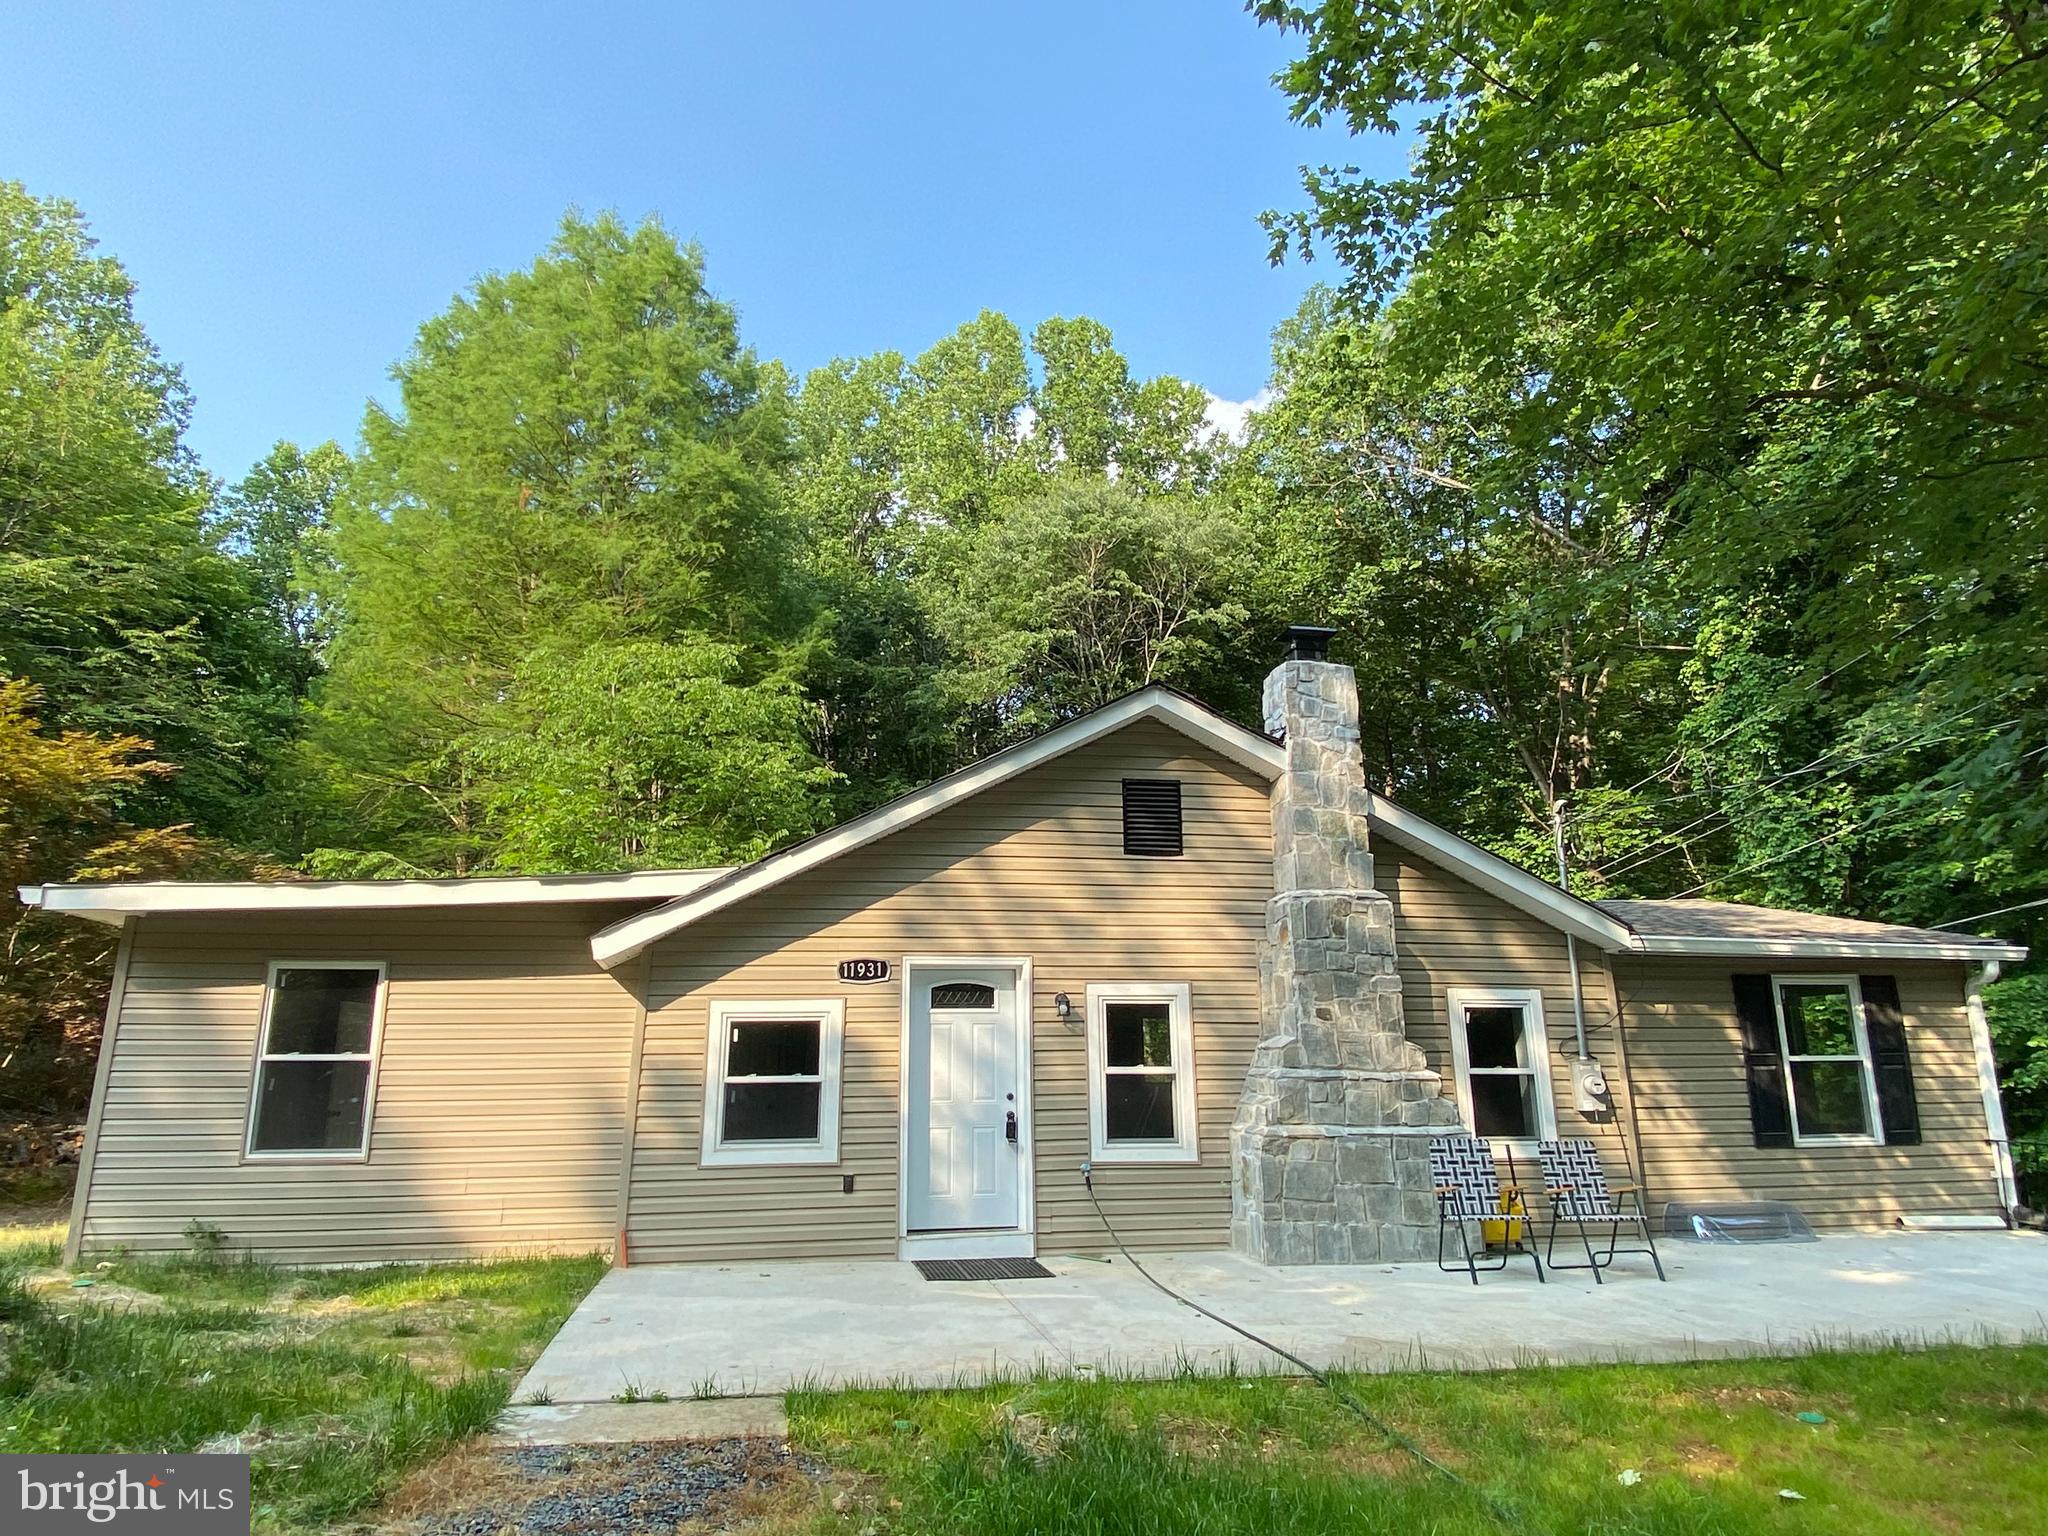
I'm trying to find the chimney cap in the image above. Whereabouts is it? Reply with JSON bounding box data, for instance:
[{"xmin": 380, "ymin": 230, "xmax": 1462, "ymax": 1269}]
[{"xmin": 1282, "ymin": 625, "xmax": 1338, "ymax": 663}]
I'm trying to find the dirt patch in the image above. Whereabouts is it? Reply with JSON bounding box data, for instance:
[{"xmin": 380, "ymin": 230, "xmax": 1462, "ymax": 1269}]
[
  {"xmin": 1155, "ymin": 1415, "xmax": 1247, "ymax": 1460},
  {"xmin": 0, "ymin": 1201, "xmax": 69, "ymax": 1231},
  {"xmin": 370, "ymin": 1437, "xmax": 825, "ymax": 1535},
  {"xmin": 23, "ymin": 1270, "xmax": 166, "ymax": 1313},
  {"xmin": 1670, "ymin": 1439, "xmax": 1739, "ymax": 1478}
]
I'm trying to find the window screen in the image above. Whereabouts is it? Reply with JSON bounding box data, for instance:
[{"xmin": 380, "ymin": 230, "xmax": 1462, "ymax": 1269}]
[
  {"xmin": 1121, "ymin": 778, "xmax": 1184, "ymax": 856},
  {"xmin": 248, "ymin": 965, "xmax": 382, "ymax": 1155}
]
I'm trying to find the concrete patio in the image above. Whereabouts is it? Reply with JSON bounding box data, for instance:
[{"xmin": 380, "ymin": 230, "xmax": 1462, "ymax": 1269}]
[{"xmin": 518, "ymin": 1231, "xmax": 2048, "ymax": 1402}]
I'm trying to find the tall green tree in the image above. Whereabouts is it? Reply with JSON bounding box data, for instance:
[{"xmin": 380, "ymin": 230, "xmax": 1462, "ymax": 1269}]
[
  {"xmin": 931, "ymin": 478, "xmax": 1250, "ymax": 740},
  {"xmin": 1236, "ymin": 290, "xmax": 1689, "ymax": 868},
  {"xmin": 1257, "ymin": 1, "xmax": 2047, "ymax": 915},
  {"xmin": 212, "ymin": 440, "xmax": 350, "ymax": 694},
  {"xmin": 312, "ymin": 211, "xmax": 823, "ymax": 873},
  {"xmin": 0, "ymin": 181, "xmax": 298, "ymax": 844},
  {"xmin": 792, "ymin": 311, "xmax": 1233, "ymax": 803},
  {"xmin": 468, "ymin": 641, "xmax": 836, "ymax": 872}
]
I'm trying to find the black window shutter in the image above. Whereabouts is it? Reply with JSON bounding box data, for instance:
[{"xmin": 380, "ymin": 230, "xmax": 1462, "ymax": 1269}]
[
  {"xmin": 1859, "ymin": 974, "xmax": 1920, "ymax": 1146},
  {"xmin": 1731, "ymin": 973, "xmax": 1794, "ymax": 1148},
  {"xmin": 1121, "ymin": 779, "xmax": 1183, "ymax": 856}
]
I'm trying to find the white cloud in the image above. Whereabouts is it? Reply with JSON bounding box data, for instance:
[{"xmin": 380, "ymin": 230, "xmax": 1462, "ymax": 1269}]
[{"xmin": 1202, "ymin": 386, "xmax": 1279, "ymax": 443}]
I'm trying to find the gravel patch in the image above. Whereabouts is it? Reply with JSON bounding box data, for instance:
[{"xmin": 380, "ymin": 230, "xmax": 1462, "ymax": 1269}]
[{"xmin": 411, "ymin": 1437, "xmax": 820, "ymax": 1535}]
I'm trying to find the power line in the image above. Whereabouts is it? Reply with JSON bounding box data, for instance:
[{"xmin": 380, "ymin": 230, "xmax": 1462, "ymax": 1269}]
[
  {"xmin": 1602, "ymin": 582, "xmax": 1980, "ymax": 800},
  {"xmin": 1598, "ymin": 718, "xmax": 2023, "ymax": 886},
  {"xmin": 1597, "ymin": 691, "xmax": 2032, "ymax": 885},
  {"xmin": 1932, "ymin": 894, "xmax": 2048, "ymax": 931},
  {"xmin": 1659, "ymin": 739, "xmax": 2048, "ymax": 901}
]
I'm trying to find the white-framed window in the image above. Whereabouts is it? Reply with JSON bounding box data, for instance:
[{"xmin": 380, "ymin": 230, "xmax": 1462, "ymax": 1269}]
[
  {"xmin": 245, "ymin": 961, "xmax": 387, "ymax": 1159},
  {"xmin": 1445, "ymin": 985, "xmax": 1557, "ymax": 1146},
  {"xmin": 700, "ymin": 999, "xmax": 845, "ymax": 1167},
  {"xmin": 1772, "ymin": 974, "xmax": 1882, "ymax": 1146},
  {"xmin": 1085, "ymin": 982, "xmax": 1198, "ymax": 1164}
]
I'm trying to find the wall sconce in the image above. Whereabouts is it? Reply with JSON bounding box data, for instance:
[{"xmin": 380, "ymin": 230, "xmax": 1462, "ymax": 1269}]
[{"xmin": 1054, "ymin": 992, "xmax": 1074, "ymax": 1027}]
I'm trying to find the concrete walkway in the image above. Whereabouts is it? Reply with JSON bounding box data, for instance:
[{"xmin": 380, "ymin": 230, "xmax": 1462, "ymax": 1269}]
[{"xmin": 517, "ymin": 1231, "xmax": 2048, "ymax": 1402}]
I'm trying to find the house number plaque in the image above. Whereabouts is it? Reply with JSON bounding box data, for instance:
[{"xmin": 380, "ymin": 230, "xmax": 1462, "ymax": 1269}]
[{"xmin": 838, "ymin": 958, "xmax": 891, "ymax": 984}]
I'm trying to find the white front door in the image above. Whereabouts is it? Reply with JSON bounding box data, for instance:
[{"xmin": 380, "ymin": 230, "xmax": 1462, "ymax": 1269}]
[{"xmin": 905, "ymin": 964, "xmax": 1023, "ymax": 1233}]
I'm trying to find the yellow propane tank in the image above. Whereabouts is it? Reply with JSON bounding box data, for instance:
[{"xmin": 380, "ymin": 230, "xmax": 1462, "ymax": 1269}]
[{"xmin": 1482, "ymin": 1186, "xmax": 1527, "ymax": 1249}]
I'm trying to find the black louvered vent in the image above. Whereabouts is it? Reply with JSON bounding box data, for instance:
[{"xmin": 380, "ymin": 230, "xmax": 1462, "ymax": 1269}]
[{"xmin": 1122, "ymin": 778, "xmax": 1184, "ymax": 857}]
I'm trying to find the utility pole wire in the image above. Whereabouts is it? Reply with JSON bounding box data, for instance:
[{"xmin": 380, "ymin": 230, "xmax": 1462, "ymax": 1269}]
[
  {"xmin": 1600, "ymin": 582, "xmax": 1981, "ymax": 800},
  {"xmin": 1661, "ymin": 740, "xmax": 2048, "ymax": 901},
  {"xmin": 1932, "ymin": 894, "xmax": 2048, "ymax": 931},
  {"xmin": 1597, "ymin": 690, "xmax": 2032, "ymax": 885}
]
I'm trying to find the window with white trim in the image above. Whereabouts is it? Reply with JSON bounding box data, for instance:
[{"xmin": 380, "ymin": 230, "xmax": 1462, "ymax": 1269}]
[
  {"xmin": 700, "ymin": 999, "xmax": 844, "ymax": 1166},
  {"xmin": 246, "ymin": 962, "xmax": 386, "ymax": 1157},
  {"xmin": 1445, "ymin": 986, "xmax": 1556, "ymax": 1145},
  {"xmin": 1773, "ymin": 975, "xmax": 1880, "ymax": 1145},
  {"xmin": 1086, "ymin": 983, "xmax": 1197, "ymax": 1163}
]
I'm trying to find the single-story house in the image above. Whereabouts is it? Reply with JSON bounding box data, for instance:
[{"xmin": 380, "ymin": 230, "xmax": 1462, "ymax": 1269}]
[{"xmin": 21, "ymin": 631, "xmax": 2027, "ymax": 1268}]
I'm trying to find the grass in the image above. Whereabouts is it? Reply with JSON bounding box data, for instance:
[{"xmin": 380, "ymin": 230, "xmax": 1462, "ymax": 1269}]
[
  {"xmin": 789, "ymin": 1344, "xmax": 2048, "ymax": 1535},
  {"xmin": 0, "ymin": 1222, "xmax": 604, "ymax": 1531}
]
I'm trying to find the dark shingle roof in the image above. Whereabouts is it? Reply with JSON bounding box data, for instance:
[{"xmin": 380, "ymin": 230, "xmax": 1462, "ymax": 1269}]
[{"xmin": 1596, "ymin": 898, "xmax": 2020, "ymax": 958}]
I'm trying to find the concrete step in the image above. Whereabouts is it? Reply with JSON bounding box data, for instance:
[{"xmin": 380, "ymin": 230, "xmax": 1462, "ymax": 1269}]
[{"xmin": 492, "ymin": 1397, "xmax": 788, "ymax": 1446}]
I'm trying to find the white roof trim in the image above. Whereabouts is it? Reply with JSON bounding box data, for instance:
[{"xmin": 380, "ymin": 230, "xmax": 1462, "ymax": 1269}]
[
  {"xmin": 18, "ymin": 867, "xmax": 732, "ymax": 920},
  {"xmin": 1363, "ymin": 802, "xmax": 1637, "ymax": 950},
  {"xmin": 1631, "ymin": 933, "xmax": 2029, "ymax": 964},
  {"xmin": 590, "ymin": 689, "xmax": 1287, "ymax": 968}
]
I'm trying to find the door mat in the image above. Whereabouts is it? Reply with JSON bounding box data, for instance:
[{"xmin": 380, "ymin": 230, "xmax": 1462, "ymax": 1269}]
[{"xmin": 913, "ymin": 1258, "xmax": 1055, "ymax": 1281}]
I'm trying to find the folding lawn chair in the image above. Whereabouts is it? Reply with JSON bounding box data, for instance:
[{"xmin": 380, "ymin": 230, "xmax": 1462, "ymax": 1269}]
[
  {"xmin": 1430, "ymin": 1134, "xmax": 1545, "ymax": 1285},
  {"xmin": 1536, "ymin": 1138, "xmax": 1667, "ymax": 1282}
]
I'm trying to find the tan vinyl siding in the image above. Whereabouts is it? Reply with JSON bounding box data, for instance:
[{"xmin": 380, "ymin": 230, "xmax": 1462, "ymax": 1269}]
[
  {"xmin": 1611, "ymin": 956, "xmax": 2001, "ymax": 1228},
  {"xmin": 1380, "ymin": 841, "xmax": 1632, "ymax": 1177},
  {"xmin": 76, "ymin": 907, "xmax": 644, "ymax": 1264},
  {"xmin": 629, "ymin": 721, "xmax": 1272, "ymax": 1263}
]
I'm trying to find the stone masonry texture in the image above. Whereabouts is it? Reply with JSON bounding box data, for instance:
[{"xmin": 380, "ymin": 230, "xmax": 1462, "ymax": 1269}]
[{"xmin": 1230, "ymin": 658, "xmax": 1466, "ymax": 1265}]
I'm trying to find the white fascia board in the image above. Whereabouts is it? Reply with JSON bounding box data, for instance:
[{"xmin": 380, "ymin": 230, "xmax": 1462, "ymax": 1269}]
[
  {"xmin": 1363, "ymin": 801, "xmax": 1637, "ymax": 951},
  {"xmin": 1632, "ymin": 933, "xmax": 2029, "ymax": 964},
  {"xmin": 591, "ymin": 690, "xmax": 1285, "ymax": 969},
  {"xmin": 19, "ymin": 869, "xmax": 731, "ymax": 920},
  {"xmin": 15, "ymin": 888, "xmax": 127, "ymax": 926}
]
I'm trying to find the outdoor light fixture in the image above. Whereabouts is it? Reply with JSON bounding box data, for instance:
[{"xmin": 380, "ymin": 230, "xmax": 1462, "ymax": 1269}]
[{"xmin": 1054, "ymin": 991, "xmax": 1073, "ymax": 1024}]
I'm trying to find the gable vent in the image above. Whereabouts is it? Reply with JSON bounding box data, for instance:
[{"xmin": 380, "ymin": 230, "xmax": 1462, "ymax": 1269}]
[{"xmin": 1121, "ymin": 778, "xmax": 1184, "ymax": 857}]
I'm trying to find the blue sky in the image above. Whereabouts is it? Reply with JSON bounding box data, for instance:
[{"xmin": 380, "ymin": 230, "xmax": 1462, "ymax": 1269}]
[{"xmin": 9, "ymin": 3, "xmax": 1399, "ymax": 483}]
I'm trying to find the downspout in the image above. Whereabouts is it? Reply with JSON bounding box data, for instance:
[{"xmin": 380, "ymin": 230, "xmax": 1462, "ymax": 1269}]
[
  {"xmin": 1604, "ymin": 951, "xmax": 1652, "ymax": 1210},
  {"xmin": 1552, "ymin": 803, "xmax": 1590, "ymax": 1059},
  {"xmin": 1964, "ymin": 960, "xmax": 2021, "ymax": 1222}
]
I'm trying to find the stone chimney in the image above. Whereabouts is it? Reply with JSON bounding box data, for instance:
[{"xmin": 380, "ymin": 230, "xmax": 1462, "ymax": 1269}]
[{"xmin": 1230, "ymin": 626, "xmax": 1464, "ymax": 1265}]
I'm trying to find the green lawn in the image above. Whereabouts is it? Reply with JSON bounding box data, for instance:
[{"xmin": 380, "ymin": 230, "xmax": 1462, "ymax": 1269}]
[
  {"xmin": 6, "ymin": 1216, "xmax": 2044, "ymax": 1535},
  {"xmin": 0, "ymin": 1224, "xmax": 605, "ymax": 1530},
  {"xmin": 792, "ymin": 1345, "xmax": 2048, "ymax": 1536}
]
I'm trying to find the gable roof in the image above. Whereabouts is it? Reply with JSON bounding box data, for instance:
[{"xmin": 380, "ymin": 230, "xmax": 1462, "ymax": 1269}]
[
  {"xmin": 587, "ymin": 685, "xmax": 1635, "ymax": 967},
  {"xmin": 1598, "ymin": 899, "xmax": 2026, "ymax": 964},
  {"xmin": 588, "ymin": 688, "xmax": 1286, "ymax": 967},
  {"xmin": 17, "ymin": 867, "xmax": 733, "ymax": 926}
]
